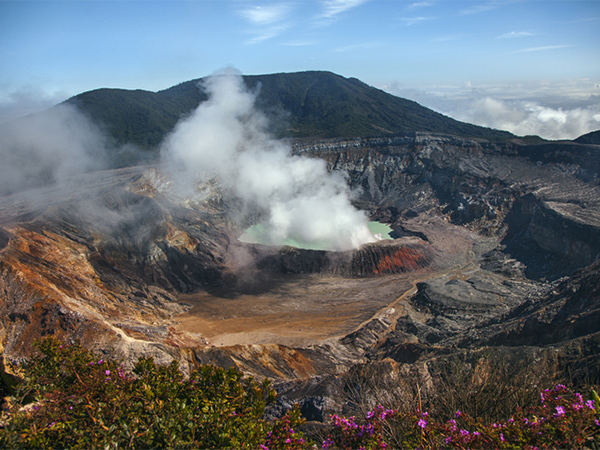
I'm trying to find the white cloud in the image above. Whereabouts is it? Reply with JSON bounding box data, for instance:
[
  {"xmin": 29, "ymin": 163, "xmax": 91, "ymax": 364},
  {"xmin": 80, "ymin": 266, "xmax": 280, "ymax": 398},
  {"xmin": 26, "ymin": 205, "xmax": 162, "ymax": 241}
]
[
  {"xmin": 399, "ymin": 16, "xmax": 434, "ymax": 26},
  {"xmin": 513, "ymin": 44, "xmax": 572, "ymax": 53},
  {"xmin": 239, "ymin": 4, "xmax": 292, "ymax": 25},
  {"xmin": 282, "ymin": 40, "xmax": 318, "ymax": 47},
  {"xmin": 459, "ymin": 1, "xmax": 506, "ymax": 15},
  {"xmin": 245, "ymin": 25, "xmax": 288, "ymax": 45},
  {"xmin": 496, "ymin": 30, "xmax": 535, "ymax": 39},
  {"xmin": 466, "ymin": 97, "xmax": 600, "ymax": 139},
  {"xmin": 333, "ymin": 42, "xmax": 380, "ymax": 52},
  {"xmin": 408, "ymin": 2, "xmax": 432, "ymax": 9},
  {"xmin": 319, "ymin": 0, "xmax": 370, "ymax": 20},
  {"xmin": 238, "ymin": 3, "xmax": 292, "ymax": 44},
  {"xmin": 381, "ymin": 79, "xmax": 600, "ymax": 140}
]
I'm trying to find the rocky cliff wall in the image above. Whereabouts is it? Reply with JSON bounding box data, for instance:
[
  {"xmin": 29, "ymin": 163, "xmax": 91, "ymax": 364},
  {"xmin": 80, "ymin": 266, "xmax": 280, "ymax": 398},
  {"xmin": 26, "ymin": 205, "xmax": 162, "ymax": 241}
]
[{"xmin": 295, "ymin": 134, "xmax": 600, "ymax": 277}]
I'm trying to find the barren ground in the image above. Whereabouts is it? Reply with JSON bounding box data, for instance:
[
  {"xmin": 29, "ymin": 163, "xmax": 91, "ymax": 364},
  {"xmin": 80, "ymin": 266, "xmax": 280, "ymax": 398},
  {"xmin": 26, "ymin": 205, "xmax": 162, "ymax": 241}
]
[
  {"xmin": 173, "ymin": 214, "xmax": 486, "ymax": 347},
  {"xmin": 175, "ymin": 273, "xmax": 424, "ymax": 347}
]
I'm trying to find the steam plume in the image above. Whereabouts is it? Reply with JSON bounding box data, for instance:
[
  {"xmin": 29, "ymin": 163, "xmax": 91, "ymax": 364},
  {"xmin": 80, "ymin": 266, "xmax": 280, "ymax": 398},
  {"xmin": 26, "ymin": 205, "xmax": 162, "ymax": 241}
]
[
  {"xmin": 0, "ymin": 103, "xmax": 107, "ymax": 196},
  {"xmin": 160, "ymin": 68, "xmax": 377, "ymax": 251}
]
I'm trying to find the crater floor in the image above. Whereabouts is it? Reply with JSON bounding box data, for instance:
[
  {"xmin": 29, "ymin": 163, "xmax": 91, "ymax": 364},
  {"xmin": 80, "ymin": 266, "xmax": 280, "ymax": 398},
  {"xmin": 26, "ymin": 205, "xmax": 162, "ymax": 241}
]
[
  {"xmin": 172, "ymin": 214, "xmax": 486, "ymax": 348},
  {"xmin": 174, "ymin": 273, "xmax": 419, "ymax": 347}
]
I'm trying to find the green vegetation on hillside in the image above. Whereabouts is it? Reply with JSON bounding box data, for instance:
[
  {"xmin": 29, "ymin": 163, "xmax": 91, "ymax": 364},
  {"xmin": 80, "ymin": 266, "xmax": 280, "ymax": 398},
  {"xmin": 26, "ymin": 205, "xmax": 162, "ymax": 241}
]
[
  {"xmin": 575, "ymin": 129, "xmax": 600, "ymax": 145},
  {"xmin": 65, "ymin": 71, "xmax": 514, "ymax": 165}
]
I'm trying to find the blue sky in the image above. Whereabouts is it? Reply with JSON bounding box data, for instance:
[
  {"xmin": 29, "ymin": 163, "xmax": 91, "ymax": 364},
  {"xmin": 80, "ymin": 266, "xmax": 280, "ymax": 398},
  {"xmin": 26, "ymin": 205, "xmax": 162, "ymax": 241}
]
[{"xmin": 1, "ymin": 0, "xmax": 599, "ymax": 139}]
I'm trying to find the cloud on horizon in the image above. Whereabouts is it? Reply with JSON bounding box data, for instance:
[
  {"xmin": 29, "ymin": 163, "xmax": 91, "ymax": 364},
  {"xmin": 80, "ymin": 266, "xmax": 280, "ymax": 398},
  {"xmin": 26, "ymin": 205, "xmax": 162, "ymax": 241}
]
[{"xmin": 382, "ymin": 80, "xmax": 600, "ymax": 140}]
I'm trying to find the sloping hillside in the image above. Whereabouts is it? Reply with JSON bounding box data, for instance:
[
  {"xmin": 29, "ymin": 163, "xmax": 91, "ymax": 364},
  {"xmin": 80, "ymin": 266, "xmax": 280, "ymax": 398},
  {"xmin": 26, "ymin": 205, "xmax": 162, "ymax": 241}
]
[{"xmin": 66, "ymin": 71, "xmax": 513, "ymax": 156}]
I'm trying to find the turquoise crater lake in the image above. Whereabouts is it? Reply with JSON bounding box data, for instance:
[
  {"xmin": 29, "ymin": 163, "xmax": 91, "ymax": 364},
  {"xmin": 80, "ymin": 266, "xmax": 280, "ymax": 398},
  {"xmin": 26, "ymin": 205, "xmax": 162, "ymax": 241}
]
[{"xmin": 238, "ymin": 221, "xmax": 393, "ymax": 251}]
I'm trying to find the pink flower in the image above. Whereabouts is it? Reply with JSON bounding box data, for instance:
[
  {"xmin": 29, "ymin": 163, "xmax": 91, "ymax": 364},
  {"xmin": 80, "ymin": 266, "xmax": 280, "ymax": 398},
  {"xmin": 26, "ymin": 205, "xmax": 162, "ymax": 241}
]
[
  {"xmin": 555, "ymin": 405, "xmax": 565, "ymax": 416},
  {"xmin": 586, "ymin": 400, "xmax": 596, "ymax": 410},
  {"xmin": 322, "ymin": 439, "xmax": 334, "ymax": 449},
  {"xmin": 418, "ymin": 418, "xmax": 427, "ymax": 429},
  {"xmin": 105, "ymin": 370, "xmax": 110, "ymax": 376}
]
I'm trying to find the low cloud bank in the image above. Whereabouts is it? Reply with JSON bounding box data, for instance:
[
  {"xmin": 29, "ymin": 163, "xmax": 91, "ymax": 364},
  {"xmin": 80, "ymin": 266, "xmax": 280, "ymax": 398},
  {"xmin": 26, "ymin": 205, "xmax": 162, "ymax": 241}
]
[
  {"xmin": 456, "ymin": 97, "xmax": 600, "ymax": 140},
  {"xmin": 384, "ymin": 80, "xmax": 600, "ymax": 140},
  {"xmin": 160, "ymin": 68, "xmax": 376, "ymax": 251}
]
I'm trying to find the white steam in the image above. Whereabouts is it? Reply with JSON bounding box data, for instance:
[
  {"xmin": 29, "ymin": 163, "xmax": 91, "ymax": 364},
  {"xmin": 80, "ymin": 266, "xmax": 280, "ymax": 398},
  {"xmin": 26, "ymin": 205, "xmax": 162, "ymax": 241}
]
[
  {"xmin": 160, "ymin": 68, "xmax": 377, "ymax": 251},
  {"xmin": 0, "ymin": 103, "xmax": 108, "ymax": 196}
]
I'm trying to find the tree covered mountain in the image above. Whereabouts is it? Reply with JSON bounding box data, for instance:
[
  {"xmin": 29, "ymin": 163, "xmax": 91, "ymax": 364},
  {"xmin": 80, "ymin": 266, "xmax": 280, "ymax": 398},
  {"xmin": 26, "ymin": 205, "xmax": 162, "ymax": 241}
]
[{"xmin": 66, "ymin": 71, "xmax": 513, "ymax": 154}]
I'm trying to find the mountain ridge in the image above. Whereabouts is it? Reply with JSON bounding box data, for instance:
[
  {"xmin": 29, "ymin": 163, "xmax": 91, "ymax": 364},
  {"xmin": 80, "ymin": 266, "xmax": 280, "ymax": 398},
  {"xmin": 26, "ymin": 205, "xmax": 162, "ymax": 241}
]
[{"xmin": 65, "ymin": 71, "xmax": 514, "ymax": 161}]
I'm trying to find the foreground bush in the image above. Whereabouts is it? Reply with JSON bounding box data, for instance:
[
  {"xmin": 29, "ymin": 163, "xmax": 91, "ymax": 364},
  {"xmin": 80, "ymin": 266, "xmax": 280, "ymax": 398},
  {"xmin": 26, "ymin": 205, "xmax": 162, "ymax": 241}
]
[
  {"xmin": 321, "ymin": 385, "xmax": 600, "ymax": 449},
  {"xmin": 0, "ymin": 338, "xmax": 598, "ymax": 449},
  {"xmin": 0, "ymin": 338, "xmax": 307, "ymax": 449}
]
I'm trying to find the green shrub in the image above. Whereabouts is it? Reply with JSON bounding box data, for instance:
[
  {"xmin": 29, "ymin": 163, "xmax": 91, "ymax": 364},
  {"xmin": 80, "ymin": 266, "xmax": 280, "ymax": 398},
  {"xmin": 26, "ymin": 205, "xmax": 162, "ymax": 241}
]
[
  {"xmin": 1, "ymin": 338, "xmax": 598, "ymax": 449},
  {"xmin": 0, "ymin": 338, "xmax": 308, "ymax": 449}
]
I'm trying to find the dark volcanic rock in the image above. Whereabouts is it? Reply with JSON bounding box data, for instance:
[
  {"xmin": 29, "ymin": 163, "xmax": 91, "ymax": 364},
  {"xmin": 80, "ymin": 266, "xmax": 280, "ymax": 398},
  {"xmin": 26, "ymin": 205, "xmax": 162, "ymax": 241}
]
[
  {"xmin": 251, "ymin": 238, "xmax": 433, "ymax": 277},
  {"xmin": 295, "ymin": 134, "xmax": 600, "ymax": 278}
]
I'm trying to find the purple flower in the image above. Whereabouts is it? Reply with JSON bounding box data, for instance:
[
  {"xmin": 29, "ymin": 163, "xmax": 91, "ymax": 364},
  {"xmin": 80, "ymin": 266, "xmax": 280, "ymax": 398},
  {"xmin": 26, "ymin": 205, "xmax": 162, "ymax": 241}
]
[
  {"xmin": 586, "ymin": 400, "xmax": 596, "ymax": 410},
  {"xmin": 455, "ymin": 409, "xmax": 461, "ymax": 417},
  {"xmin": 418, "ymin": 418, "xmax": 427, "ymax": 429},
  {"xmin": 555, "ymin": 405, "xmax": 565, "ymax": 416},
  {"xmin": 322, "ymin": 439, "xmax": 334, "ymax": 449},
  {"xmin": 449, "ymin": 419, "xmax": 457, "ymax": 431},
  {"xmin": 595, "ymin": 418, "xmax": 600, "ymax": 427},
  {"xmin": 105, "ymin": 370, "xmax": 110, "ymax": 376},
  {"xmin": 445, "ymin": 436, "xmax": 453, "ymax": 444},
  {"xmin": 500, "ymin": 432, "xmax": 505, "ymax": 442}
]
